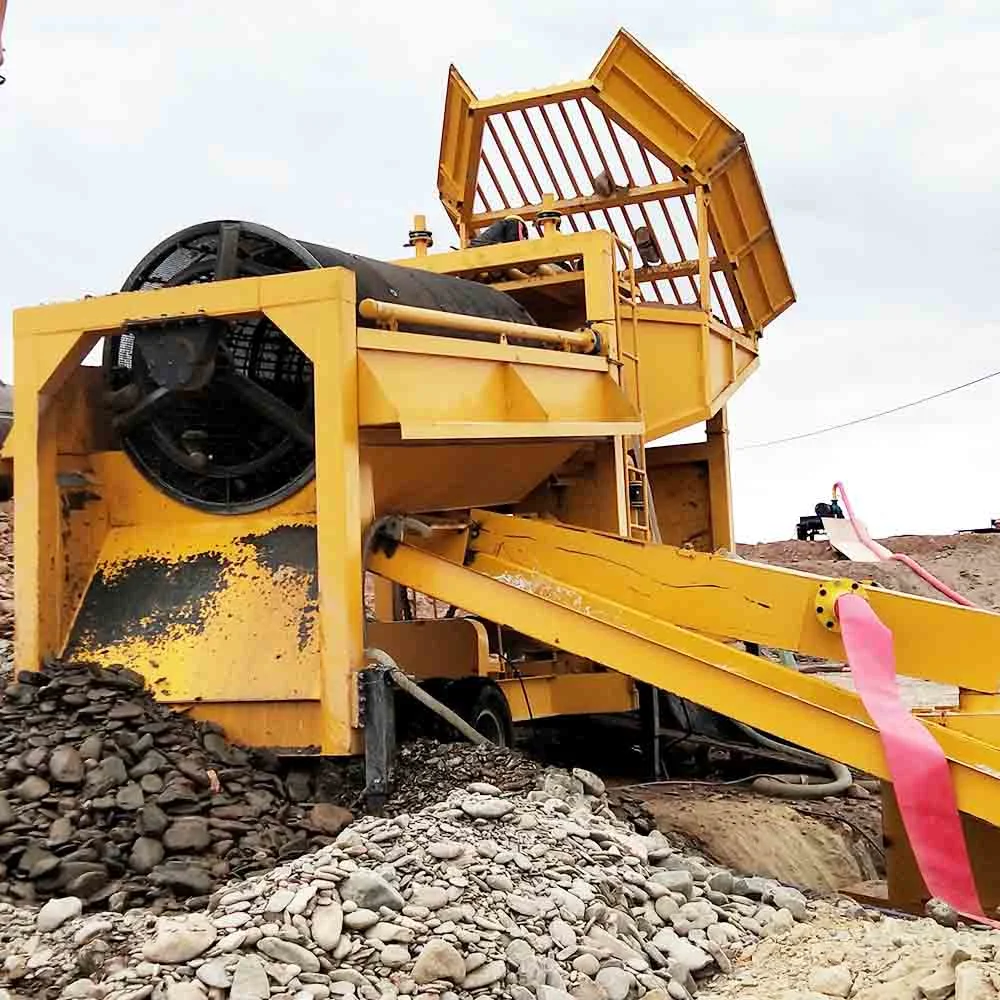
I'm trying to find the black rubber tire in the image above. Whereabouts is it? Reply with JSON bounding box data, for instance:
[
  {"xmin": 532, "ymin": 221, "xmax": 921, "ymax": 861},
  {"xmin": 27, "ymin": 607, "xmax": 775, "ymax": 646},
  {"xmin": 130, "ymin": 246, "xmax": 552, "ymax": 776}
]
[{"xmin": 464, "ymin": 682, "xmax": 515, "ymax": 748}]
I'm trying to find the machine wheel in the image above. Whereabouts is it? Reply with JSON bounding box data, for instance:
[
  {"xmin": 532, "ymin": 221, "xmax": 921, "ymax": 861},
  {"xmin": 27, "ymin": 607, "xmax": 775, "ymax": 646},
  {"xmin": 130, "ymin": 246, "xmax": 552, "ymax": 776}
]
[
  {"xmin": 467, "ymin": 683, "xmax": 515, "ymax": 748},
  {"xmin": 443, "ymin": 679, "xmax": 514, "ymax": 748}
]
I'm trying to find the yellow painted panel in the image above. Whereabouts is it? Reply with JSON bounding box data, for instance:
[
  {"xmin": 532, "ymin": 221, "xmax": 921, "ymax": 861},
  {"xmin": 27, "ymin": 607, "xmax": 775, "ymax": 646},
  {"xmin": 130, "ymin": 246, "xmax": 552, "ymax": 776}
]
[
  {"xmin": 63, "ymin": 517, "xmax": 322, "ymax": 704},
  {"xmin": 66, "ymin": 524, "xmax": 320, "ymax": 700},
  {"xmin": 707, "ymin": 330, "xmax": 733, "ymax": 398},
  {"xmin": 359, "ymin": 349, "xmax": 640, "ymax": 438},
  {"xmin": 184, "ymin": 701, "xmax": 325, "ymax": 751},
  {"xmin": 710, "ymin": 150, "xmax": 795, "ymax": 329},
  {"xmin": 366, "ymin": 618, "xmax": 491, "ymax": 680},
  {"xmin": 592, "ymin": 31, "xmax": 740, "ymax": 175},
  {"xmin": 438, "ymin": 65, "xmax": 478, "ymax": 215},
  {"xmin": 364, "ymin": 439, "xmax": 582, "ymax": 513},
  {"xmin": 632, "ymin": 307, "xmax": 706, "ymax": 438},
  {"xmin": 511, "ymin": 365, "xmax": 640, "ymax": 423},
  {"xmin": 14, "ymin": 269, "xmax": 351, "ymax": 338},
  {"xmin": 499, "ymin": 671, "xmax": 636, "ymax": 722},
  {"xmin": 360, "ymin": 352, "xmax": 523, "ymax": 426},
  {"xmin": 88, "ymin": 452, "xmax": 316, "ymax": 528},
  {"xmin": 466, "ymin": 511, "xmax": 1000, "ymax": 692},
  {"xmin": 632, "ymin": 304, "xmax": 760, "ymax": 437}
]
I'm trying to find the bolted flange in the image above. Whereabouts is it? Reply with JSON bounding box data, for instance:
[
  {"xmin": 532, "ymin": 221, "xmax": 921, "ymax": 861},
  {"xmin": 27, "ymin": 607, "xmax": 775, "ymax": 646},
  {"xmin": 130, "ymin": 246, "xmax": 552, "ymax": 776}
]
[{"xmin": 814, "ymin": 578, "xmax": 866, "ymax": 633}]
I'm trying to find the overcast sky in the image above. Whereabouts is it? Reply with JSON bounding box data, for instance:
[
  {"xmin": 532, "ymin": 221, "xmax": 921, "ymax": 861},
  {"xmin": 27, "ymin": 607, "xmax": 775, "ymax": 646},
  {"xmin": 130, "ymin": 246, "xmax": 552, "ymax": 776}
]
[{"xmin": 3, "ymin": 2, "xmax": 998, "ymax": 542}]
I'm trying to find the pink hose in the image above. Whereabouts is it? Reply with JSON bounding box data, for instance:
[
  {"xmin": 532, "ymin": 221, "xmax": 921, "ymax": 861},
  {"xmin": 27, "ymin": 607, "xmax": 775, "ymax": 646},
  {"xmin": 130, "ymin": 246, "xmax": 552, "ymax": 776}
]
[{"xmin": 832, "ymin": 482, "xmax": 975, "ymax": 607}]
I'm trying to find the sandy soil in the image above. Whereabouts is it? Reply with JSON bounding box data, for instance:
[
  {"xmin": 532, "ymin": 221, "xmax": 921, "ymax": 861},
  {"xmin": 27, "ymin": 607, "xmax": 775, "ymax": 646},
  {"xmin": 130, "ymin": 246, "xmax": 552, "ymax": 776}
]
[
  {"xmin": 738, "ymin": 531, "xmax": 1000, "ymax": 611},
  {"xmin": 638, "ymin": 783, "xmax": 882, "ymax": 894}
]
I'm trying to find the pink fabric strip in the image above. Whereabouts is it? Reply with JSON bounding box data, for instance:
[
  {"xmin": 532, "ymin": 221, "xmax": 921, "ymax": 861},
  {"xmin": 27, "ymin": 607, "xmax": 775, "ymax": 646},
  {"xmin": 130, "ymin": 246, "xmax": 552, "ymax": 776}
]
[{"xmin": 836, "ymin": 593, "xmax": 988, "ymax": 920}]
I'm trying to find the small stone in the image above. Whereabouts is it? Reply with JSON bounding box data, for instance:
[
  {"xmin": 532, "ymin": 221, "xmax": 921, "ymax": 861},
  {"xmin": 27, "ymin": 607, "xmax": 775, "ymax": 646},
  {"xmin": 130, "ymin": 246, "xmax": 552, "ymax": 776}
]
[
  {"xmin": 267, "ymin": 888, "xmax": 295, "ymax": 913},
  {"xmin": 152, "ymin": 862, "xmax": 214, "ymax": 896},
  {"xmin": 311, "ymin": 901, "xmax": 344, "ymax": 951},
  {"xmin": 571, "ymin": 768, "xmax": 606, "ymax": 796},
  {"xmin": 770, "ymin": 886, "xmax": 809, "ymax": 921},
  {"xmin": 409, "ymin": 885, "xmax": 450, "ymax": 910},
  {"xmin": 86, "ymin": 755, "xmax": 128, "ymax": 795},
  {"xmin": 62, "ymin": 979, "xmax": 101, "ymax": 999},
  {"xmin": 460, "ymin": 797, "xmax": 514, "ymax": 820},
  {"xmin": 428, "ymin": 841, "xmax": 465, "ymax": 860},
  {"xmin": 49, "ymin": 746, "xmax": 85, "ymax": 784},
  {"xmin": 651, "ymin": 870, "xmax": 693, "ymax": 898},
  {"xmin": 413, "ymin": 940, "xmax": 466, "ymax": 984},
  {"xmin": 230, "ymin": 954, "xmax": 270, "ymax": 1000},
  {"xmin": 707, "ymin": 871, "xmax": 734, "ymax": 895},
  {"xmin": 308, "ymin": 803, "xmax": 354, "ymax": 836},
  {"xmin": 537, "ymin": 989, "xmax": 575, "ymax": 1000},
  {"xmin": 163, "ymin": 817, "xmax": 211, "ymax": 852},
  {"xmin": 142, "ymin": 916, "xmax": 217, "ymax": 963},
  {"xmin": 73, "ymin": 918, "xmax": 113, "ymax": 947},
  {"xmin": 340, "ymin": 870, "xmax": 404, "ymax": 911},
  {"xmin": 367, "ymin": 921, "xmax": 414, "ymax": 943},
  {"xmin": 765, "ymin": 908, "xmax": 796, "ymax": 936},
  {"xmin": 734, "ymin": 876, "xmax": 768, "ymax": 898},
  {"xmin": 572, "ymin": 955, "xmax": 600, "ymax": 977},
  {"xmin": 467, "ymin": 782, "xmax": 501, "ymax": 795},
  {"xmin": 344, "ymin": 908, "xmax": 380, "ymax": 930},
  {"xmin": 954, "ymin": 961, "xmax": 995, "ymax": 1000},
  {"xmin": 116, "ymin": 781, "xmax": 145, "ymax": 810},
  {"xmin": 15, "ymin": 775, "xmax": 50, "ymax": 801},
  {"xmin": 570, "ymin": 982, "xmax": 608, "ymax": 1000},
  {"xmin": 925, "ymin": 897, "xmax": 959, "ymax": 929},
  {"xmin": 807, "ymin": 964, "xmax": 854, "ymax": 998},
  {"xmin": 917, "ymin": 966, "xmax": 957, "ymax": 1000},
  {"xmin": 37, "ymin": 895, "xmax": 83, "ymax": 932},
  {"xmin": 507, "ymin": 894, "xmax": 540, "ymax": 916},
  {"xmin": 550, "ymin": 918, "xmax": 576, "ymax": 949},
  {"xmin": 596, "ymin": 967, "xmax": 633, "ymax": 1000},
  {"xmin": 197, "ymin": 957, "xmax": 236, "ymax": 989},
  {"xmin": 381, "ymin": 944, "xmax": 411, "ymax": 969},
  {"xmin": 130, "ymin": 836, "xmax": 165, "ymax": 874},
  {"xmin": 462, "ymin": 959, "xmax": 506, "ymax": 989},
  {"xmin": 165, "ymin": 985, "xmax": 208, "ymax": 1000},
  {"xmin": 139, "ymin": 803, "xmax": 169, "ymax": 836},
  {"xmin": 258, "ymin": 936, "xmax": 321, "ymax": 972}
]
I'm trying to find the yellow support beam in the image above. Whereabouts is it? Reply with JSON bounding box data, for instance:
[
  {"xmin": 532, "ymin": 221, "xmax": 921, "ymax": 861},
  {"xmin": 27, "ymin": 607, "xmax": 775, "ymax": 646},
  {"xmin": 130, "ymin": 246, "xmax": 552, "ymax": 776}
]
[
  {"xmin": 499, "ymin": 672, "xmax": 637, "ymax": 722},
  {"xmin": 369, "ymin": 531, "xmax": 1000, "ymax": 830},
  {"xmin": 462, "ymin": 511, "xmax": 1000, "ymax": 692},
  {"xmin": 471, "ymin": 180, "xmax": 693, "ymax": 229}
]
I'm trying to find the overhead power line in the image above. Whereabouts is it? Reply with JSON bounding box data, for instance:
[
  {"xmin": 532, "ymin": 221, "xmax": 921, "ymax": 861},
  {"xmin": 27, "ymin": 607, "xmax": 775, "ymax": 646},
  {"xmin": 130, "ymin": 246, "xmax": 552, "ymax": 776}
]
[{"xmin": 736, "ymin": 368, "xmax": 1000, "ymax": 451}]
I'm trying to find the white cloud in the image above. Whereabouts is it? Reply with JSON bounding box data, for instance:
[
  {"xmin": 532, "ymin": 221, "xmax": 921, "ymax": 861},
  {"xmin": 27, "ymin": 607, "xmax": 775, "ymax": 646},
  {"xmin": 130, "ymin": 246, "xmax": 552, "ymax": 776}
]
[{"xmin": 1, "ymin": 2, "xmax": 997, "ymax": 540}]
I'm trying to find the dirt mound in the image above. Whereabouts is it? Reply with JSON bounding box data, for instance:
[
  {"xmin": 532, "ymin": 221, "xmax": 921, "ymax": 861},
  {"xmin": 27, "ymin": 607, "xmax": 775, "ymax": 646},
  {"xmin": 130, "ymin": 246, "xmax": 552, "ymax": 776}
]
[{"xmin": 738, "ymin": 532, "xmax": 1000, "ymax": 610}]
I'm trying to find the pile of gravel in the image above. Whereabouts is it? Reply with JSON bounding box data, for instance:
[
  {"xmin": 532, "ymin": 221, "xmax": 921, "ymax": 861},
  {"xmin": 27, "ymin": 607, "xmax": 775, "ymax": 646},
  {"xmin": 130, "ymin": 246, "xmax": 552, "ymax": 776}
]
[
  {"xmin": 0, "ymin": 661, "xmax": 622, "ymax": 915},
  {"xmin": 0, "ymin": 663, "xmax": 356, "ymax": 910},
  {"xmin": 322, "ymin": 741, "xmax": 544, "ymax": 818},
  {"xmin": 0, "ymin": 767, "xmax": 819, "ymax": 1000}
]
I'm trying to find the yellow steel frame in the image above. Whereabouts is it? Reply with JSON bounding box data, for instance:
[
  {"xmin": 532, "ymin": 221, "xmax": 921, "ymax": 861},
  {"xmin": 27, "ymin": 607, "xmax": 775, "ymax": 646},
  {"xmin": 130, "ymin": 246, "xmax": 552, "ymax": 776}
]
[
  {"xmin": 436, "ymin": 29, "xmax": 795, "ymax": 334},
  {"xmin": 13, "ymin": 270, "xmax": 364, "ymax": 753},
  {"xmin": 9, "ymin": 239, "xmax": 646, "ymax": 749},
  {"xmin": 368, "ymin": 511, "xmax": 1000, "ymax": 833}
]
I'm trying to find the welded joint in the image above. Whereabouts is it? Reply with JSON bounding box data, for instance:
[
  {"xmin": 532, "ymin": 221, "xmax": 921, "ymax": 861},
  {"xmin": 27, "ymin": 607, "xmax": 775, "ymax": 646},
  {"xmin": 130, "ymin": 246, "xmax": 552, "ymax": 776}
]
[{"xmin": 815, "ymin": 578, "xmax": 866, "ymax": 633}]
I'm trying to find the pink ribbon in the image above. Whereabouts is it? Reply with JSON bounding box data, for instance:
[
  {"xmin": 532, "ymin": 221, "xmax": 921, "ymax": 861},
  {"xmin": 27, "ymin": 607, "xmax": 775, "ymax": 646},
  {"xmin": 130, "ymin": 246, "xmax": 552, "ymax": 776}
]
[{"xmin": 836, "ymin": 593, "xmax": 991, "ymax": 921}]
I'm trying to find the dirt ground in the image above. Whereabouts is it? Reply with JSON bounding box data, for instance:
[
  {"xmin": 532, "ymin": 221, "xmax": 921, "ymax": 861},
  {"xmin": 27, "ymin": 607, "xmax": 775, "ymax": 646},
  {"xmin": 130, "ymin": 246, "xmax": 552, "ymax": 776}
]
[
  {"xmin": 636, "ymin": 782, "xmax": 882, "ymax": 894},
  {"xmin": 739, "ymin": 531, "xmax": 1000, "ymax": 611}
]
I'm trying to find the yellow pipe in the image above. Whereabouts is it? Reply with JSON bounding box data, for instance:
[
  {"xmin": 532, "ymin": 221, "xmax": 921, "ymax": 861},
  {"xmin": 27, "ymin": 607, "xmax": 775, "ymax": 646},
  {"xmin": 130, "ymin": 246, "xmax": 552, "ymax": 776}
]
[{"xmin": 358, "ymin": 298, "xmax": 597, "ymax": 353}]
